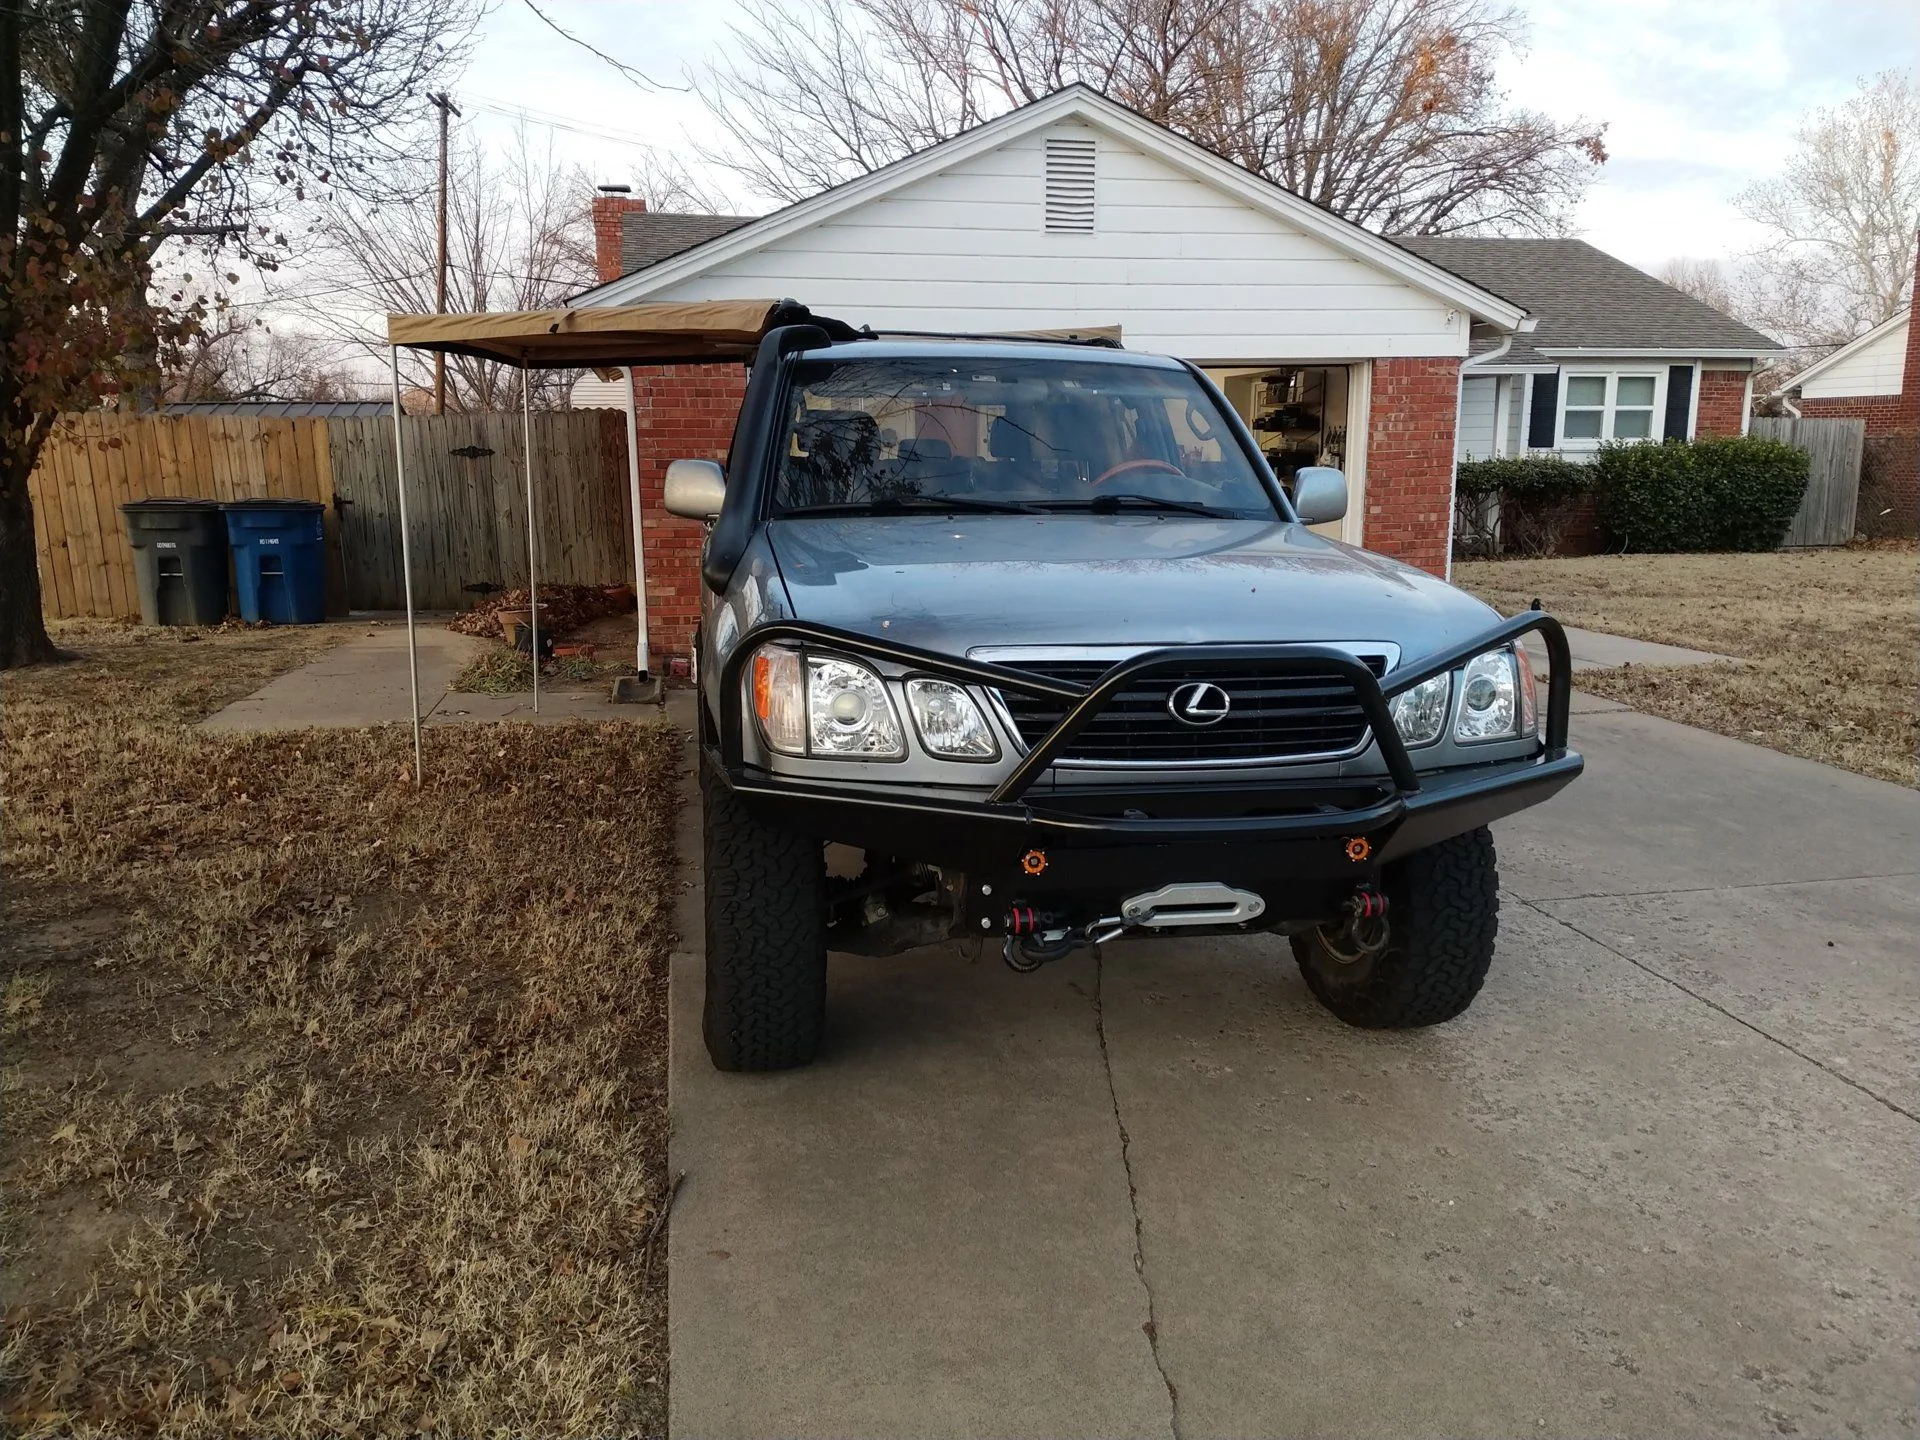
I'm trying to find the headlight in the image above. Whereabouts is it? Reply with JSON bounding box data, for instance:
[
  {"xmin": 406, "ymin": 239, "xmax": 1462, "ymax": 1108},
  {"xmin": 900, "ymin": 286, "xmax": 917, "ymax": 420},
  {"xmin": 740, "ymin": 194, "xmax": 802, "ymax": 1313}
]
[
  {"xmin": 749, "ymin": 646, "xmax": 906, "ymax": 759},
  {"xmin": 1455, "ymin": 648, "xmax": 1529, "ymax": 742},
  {"xmin": 905, "ymin": 678, "xmax": 999, "ymax": 760},
  {"xmin": 750, "ymin": 646, "xmax": 807, "ymax": 754},
  {"xmin": 1388, "ymin": 673, "xmax": 1449, "ymax": 747},
  {"xmin": 806, "ymin": 656, "xmax": 905, "ymax": 757}
]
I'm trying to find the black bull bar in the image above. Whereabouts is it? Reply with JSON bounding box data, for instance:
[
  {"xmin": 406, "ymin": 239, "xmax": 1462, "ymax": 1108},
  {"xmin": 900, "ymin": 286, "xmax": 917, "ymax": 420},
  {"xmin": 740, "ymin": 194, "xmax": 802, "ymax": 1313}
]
[{"xmin": 709, "ymin": 611, "xmax": 1583, "ymax": 894}]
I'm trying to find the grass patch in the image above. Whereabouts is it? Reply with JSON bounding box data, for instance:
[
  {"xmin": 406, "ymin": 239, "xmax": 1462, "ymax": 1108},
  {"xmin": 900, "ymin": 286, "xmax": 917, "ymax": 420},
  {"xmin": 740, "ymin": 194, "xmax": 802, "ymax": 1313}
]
[
  {"xmin": 2, "ymin": 623, "xmax": 682, "ymax": 1436},
  {"xmin": 452, "ymin": 648, "xmax": 535, "ymax": 694},
  {"xmin": 451, "ymin": 649, "xmax": 627, "ymax": 695},
  {"xmin": 1457, "ymin": 547, "xmax": 1918, "ymax": 786}
]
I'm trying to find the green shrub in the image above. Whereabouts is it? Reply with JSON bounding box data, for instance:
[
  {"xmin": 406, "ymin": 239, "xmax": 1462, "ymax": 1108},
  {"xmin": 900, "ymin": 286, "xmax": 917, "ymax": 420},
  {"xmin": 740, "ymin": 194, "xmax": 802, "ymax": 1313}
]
[
  {"xmin": 1594, "ymin": 435, "xmax": 1809, "ymax": 552},
  {"xmin": 1454, "ymin": 454, "xmax": 1590, "ymax": 501},
  {"xmin": 1453, "ymin": 454, "xmax": 1592, "ymax": 558}
]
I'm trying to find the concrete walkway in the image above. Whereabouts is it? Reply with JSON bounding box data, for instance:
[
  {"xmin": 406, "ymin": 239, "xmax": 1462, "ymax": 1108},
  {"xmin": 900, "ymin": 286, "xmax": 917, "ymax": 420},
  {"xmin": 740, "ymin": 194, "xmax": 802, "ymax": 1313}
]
[
  {"xmin": 199, "ymin": 622, "xmax": 660, "ymax": 730},
  {"xmin": 1527, "ymin": 624, "xmax": 1735, "ymax": 673},
  {"xmin": 667, "ymin": 712, "xmax": 1920, "ymax": 1436}
]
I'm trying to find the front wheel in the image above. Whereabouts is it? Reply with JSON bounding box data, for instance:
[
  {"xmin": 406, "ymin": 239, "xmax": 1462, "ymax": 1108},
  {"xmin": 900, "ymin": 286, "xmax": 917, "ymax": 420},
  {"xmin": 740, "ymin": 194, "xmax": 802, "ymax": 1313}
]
[
  {"xmin": 701, "ymin": 758, "xmax": 828, "ymax": 1070},
  {"xmin": 1291, "ymin": 827, "xmax": 1499, "ymax": 1028}
]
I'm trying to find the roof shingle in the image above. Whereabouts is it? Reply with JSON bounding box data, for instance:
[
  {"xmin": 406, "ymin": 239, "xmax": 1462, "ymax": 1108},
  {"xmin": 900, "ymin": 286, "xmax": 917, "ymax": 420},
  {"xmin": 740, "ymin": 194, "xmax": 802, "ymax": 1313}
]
[
  {"xmin": 621, "ymin": 212, "xmax": 753, "ymax": 274},
  {"xmin": 1391, "ymin": 237, "xmax": 1780, "ymax": 365}
]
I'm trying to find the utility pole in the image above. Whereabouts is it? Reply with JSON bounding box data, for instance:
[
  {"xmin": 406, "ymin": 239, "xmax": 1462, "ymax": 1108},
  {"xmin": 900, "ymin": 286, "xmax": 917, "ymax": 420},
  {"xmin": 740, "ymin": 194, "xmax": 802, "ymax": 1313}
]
[{"xmin": 429, "ymin": 92, "xmax": 461, "ymax": 415}]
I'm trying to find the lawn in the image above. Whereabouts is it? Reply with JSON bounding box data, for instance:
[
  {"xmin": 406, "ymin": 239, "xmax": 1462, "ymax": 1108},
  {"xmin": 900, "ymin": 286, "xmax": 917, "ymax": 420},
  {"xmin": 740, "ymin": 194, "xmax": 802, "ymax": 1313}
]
[
  {"xmin": 1456, "ymin": 546, "xmax": 1919, "ymax": 787},
  {"xmin": 2, "ymin": 622, "xmax": 682, "ymax": 1437}
]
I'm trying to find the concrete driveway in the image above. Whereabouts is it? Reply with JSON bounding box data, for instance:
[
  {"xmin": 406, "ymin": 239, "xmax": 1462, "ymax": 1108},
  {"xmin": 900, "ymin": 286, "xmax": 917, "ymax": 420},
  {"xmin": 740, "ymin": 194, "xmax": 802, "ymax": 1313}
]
[{"xmin": 667, "ymin": 696, "xmax": 1919, "ymax": 1438}]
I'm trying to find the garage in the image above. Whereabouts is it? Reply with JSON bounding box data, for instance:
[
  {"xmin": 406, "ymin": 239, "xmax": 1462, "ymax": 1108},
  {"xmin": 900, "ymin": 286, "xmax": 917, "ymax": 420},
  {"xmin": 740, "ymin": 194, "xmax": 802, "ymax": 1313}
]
[{"xmin": 574, "ymin": 84, "xmax": 1527, "ymax": 660}]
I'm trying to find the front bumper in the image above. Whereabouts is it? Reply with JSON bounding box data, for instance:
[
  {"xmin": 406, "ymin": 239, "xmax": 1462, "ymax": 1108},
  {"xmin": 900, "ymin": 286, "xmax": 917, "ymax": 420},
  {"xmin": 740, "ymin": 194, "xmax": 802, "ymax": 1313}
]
[{"xmin": 708, "ymin": 612, "xmax": 1584, "ymax": 927}]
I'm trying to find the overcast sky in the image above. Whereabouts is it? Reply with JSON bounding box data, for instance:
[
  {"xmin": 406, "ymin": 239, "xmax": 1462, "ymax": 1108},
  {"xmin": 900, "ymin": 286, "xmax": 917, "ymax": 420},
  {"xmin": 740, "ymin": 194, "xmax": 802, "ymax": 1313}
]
[{"xmin": 452, "ymin": 0, "xmax": 1918, "ymax": 273}]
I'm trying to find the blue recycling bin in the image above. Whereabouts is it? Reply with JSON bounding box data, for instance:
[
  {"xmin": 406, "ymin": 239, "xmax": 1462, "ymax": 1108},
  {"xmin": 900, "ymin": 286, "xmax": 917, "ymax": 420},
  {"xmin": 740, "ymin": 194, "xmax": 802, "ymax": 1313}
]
[{"xmin": 221, "ymin": 500, "xmax": 328, "ymax": 624}]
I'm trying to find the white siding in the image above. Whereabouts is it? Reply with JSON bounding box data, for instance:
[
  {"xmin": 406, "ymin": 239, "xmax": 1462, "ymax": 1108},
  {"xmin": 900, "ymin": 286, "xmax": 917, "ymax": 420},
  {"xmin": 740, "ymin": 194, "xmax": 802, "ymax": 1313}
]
[
  {"xmin": 1503, "ymin": 375, "xmax": 1525, "ymax": 452},
  {"xmin": 631, "ymin": 123, "xmax": 1467, "ymax": 362},
  {"xmin": 570, "ymin": 375, "xmax": 628, "ymax": 409},
  {"xmin": 1801, "ymin": 317, "xmax": 1907, "ymax": 398},
  {"xmin": 1455, "ymin": 376, "xmax": 1498, "ymax": 461}
]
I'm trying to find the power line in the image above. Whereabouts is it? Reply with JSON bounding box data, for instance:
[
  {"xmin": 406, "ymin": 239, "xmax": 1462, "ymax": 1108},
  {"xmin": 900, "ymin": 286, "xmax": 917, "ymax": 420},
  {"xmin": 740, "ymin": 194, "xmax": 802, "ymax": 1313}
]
[
  {"xmin": 464, "ymin": 95, "xmax": 665, "ymax": 151},
  {"xmin": 517, "ymin": 0, "xmax": 683, "ymax": 93}
]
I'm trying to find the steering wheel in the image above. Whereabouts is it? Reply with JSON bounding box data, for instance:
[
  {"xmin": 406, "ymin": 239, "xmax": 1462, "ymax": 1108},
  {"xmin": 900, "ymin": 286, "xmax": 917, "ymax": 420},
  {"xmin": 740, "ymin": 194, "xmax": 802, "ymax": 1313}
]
[{"xmin": 1091, "ymin": 458, "xmax": 1185, "ymax": 487}]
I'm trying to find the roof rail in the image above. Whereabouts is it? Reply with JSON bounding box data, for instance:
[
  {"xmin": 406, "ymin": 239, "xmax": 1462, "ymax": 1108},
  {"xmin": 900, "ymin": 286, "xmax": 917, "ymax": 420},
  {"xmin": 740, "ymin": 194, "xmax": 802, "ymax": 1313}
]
[{"xmin": 849, "ymin": 327, "xmax": 1125, "ymax": 349}]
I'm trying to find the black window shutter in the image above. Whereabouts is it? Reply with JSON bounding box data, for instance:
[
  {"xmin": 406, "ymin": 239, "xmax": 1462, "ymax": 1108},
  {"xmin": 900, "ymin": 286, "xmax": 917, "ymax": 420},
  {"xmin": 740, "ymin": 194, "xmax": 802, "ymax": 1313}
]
[
  {"xmin": 1663, "ymin": 364, "xmax": 1694, "ymax": 439},
  {"xmin": 1526, "ymin": 371, "xmax": 1558, "ymax": 449}
]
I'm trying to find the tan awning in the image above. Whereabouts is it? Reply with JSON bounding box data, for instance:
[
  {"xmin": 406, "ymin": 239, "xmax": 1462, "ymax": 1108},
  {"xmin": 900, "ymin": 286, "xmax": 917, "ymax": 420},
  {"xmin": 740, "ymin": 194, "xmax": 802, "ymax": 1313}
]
[{"xmin": 385, "ymin": 299, "xmax": 821, "ymax": 366}]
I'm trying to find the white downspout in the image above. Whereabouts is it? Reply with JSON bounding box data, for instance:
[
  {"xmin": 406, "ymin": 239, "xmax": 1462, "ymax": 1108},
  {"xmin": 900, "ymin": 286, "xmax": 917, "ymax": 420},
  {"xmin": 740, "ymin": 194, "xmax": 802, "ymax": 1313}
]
[
  {"xmin": 1447, "ymin": 318, "xmax": 1530, "ymax": 580},
  {"xmin": 622, "ymin": 367, "xmax": 650, "ymax": 677}
]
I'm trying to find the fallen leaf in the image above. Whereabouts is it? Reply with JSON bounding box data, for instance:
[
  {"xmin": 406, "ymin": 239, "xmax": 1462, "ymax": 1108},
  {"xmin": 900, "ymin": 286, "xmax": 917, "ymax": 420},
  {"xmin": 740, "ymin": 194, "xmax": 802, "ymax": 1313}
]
[
  {"xmin": 207, "ymin": 1356, "xmax": 233, "ymax": 1380},
  {"xmin": 50, "ymin": 1124, "xmax": 78, "ymax": 1145},
  {"xmin": 506, "ymin": 1134, "xmax": 531, "ymax": 1161}
]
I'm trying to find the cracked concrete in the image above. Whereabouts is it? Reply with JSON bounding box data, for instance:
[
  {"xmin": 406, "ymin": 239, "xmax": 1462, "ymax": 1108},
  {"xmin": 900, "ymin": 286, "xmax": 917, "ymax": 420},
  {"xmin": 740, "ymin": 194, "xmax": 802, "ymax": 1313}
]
[
  {"xmin": 1094, "ymin": 952, "xmax": 1183, "ymax": 1440},
  {"xmin": 667, "ymin": 700, "xmax": 1920, "ymax": 1437}
]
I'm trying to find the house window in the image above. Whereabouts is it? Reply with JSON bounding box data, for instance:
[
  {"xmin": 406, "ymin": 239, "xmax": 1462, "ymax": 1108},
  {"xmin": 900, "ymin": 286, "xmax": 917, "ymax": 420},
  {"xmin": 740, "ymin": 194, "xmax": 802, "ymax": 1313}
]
[{"xmin": 1560, "ymin": 371, "xmax": 1663, "ymax": 447}]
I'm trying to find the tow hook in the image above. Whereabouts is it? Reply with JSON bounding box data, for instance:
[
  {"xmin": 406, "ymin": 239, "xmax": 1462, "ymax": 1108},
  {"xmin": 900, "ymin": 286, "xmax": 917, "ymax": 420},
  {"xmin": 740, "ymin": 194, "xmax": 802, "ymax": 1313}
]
[
  {"xmin": 1318, "ymin": 886, "xmax": 1391, "ymax": 963},
  {"xmin": 1002, "ymin": 907, "xmax": 1126, "ymax": 972}
]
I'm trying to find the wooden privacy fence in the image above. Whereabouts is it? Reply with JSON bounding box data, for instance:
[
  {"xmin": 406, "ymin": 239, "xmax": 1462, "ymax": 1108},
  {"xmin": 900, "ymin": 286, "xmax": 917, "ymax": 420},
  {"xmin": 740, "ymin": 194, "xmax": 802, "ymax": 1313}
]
[
  {"xmin": 327, "ymin": 410, "xmax": 632, "ymax": 610},
  {"xmin": 1751, "ymin": 415, "xmax": 1866, "ymax": 547},
  {"xmin": 29, "ymin": 409, "xmax": 634, "ymax": 618}
]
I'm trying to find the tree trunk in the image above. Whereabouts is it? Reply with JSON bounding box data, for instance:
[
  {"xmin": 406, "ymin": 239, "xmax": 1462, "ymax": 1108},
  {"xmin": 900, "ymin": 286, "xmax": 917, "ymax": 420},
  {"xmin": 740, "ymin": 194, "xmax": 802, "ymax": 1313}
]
[{"xmin": 0, "ymin": 439, "xmax": 59, "ymax": 668}]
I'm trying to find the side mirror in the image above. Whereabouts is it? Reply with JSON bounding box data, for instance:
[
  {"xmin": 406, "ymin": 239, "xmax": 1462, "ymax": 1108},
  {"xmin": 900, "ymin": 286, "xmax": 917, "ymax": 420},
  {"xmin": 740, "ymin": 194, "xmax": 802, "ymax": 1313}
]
[
  {"xmin": 1292, "ymin": 466, "xmax": 1348, "ymax": 525},
  {"xmin": 664, "ymin": 458, "xmax": 726, "ymax": 520}
]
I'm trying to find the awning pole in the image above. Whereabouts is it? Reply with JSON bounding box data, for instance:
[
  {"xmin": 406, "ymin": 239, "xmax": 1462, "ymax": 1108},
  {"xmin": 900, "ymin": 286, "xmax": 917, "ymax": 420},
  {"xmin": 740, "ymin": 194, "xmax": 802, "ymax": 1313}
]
[
  {"xmin": 622, "ymin": 366, "xmax": 650, "ymax": 677},
  {"xmin": 523, "ymin": 372, "xmax": 539, "ymax": 714},
  {"xmin": 389, "ymin": 347, "xmax": 423, "ymax": 782}
]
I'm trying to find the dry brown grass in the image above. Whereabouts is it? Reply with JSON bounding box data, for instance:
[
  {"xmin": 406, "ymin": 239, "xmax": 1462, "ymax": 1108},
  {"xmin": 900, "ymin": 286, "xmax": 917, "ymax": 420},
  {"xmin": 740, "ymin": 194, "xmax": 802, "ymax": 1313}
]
[
  {"xmin": 1456, "ymin": 547, "xmax": 1919, "ymax": 786},
  {"xmin": 2, "ymin": 622, "xmax": 682, "ymax": 1437}
]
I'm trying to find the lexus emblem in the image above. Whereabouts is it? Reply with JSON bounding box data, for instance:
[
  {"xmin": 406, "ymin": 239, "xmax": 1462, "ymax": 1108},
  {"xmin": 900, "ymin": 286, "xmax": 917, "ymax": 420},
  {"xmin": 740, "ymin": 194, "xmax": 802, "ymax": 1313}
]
[{"xmin": 1168, "ymin": 681, "xmax": 1231, "ymax": 727}]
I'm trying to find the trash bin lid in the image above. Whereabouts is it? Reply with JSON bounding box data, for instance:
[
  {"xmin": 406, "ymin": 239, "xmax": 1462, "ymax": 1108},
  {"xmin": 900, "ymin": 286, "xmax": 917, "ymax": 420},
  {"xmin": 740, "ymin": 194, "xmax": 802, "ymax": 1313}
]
[
  {"xmin": 122, "ymin": 497, "xmax": 223, "ymax": 513},
  {"xmin": 218, "ymin": 498, "xmax": 325, "ymax": 512}
]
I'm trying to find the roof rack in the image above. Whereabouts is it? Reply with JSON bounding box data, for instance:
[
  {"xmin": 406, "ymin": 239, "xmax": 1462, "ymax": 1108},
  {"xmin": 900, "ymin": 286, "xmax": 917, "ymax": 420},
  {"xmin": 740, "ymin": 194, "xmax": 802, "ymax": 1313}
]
[{"xmin": 848, "ymin": 326, "xmax": 1124, "ymax": 349}]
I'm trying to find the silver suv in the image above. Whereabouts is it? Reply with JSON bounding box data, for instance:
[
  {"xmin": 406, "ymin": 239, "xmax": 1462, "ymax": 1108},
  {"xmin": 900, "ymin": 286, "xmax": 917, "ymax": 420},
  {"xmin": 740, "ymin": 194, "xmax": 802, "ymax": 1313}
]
[{"xmin": 671, "ymin": 326, "xmax": 1582, "ymax": 1071}]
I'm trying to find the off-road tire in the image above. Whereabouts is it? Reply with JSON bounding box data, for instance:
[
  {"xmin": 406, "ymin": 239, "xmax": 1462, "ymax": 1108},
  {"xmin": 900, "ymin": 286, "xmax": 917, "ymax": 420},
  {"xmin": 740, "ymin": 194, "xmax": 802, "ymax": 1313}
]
[
  {"xmin": 1292, "ymin": 827, "xmax": 1499, "ymax": 1028},
  {"xmin": 701, "ymin": 757, "xmax": 828, "ymax": 1071}
]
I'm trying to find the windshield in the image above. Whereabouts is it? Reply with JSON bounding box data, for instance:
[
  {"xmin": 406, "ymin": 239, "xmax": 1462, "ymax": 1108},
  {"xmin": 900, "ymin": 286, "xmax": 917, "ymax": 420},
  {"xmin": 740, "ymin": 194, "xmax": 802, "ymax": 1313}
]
[{"xmin": 771, "ymin": 356, "xmax": 1282, "ymax": 518}]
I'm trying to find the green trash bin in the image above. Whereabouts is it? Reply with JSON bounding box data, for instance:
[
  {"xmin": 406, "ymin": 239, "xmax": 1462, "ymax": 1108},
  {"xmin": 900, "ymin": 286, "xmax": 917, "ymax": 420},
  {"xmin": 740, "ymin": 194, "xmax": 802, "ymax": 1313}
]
[{"xmin": 122, "ymin": 499, "xmax": 230, "ymax": 626}]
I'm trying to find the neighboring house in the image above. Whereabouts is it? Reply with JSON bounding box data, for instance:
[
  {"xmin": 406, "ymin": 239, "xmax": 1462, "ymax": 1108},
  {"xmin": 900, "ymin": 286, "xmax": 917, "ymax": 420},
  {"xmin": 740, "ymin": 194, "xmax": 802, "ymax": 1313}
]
[
  {"xmin": 572, "ymin": 86, "xmax": 1773, "ymax": 659},
  {"xmin": 1772, "ymin": 272, "xmax": 1920, "ymax": 536},
  {"xmin": 1774, "ymin": 307, "xmax": 1917, "ymax": 436},
  {"xmin": 1392, "ymin": 237, "xmax": 1781, "ymax": 463}
]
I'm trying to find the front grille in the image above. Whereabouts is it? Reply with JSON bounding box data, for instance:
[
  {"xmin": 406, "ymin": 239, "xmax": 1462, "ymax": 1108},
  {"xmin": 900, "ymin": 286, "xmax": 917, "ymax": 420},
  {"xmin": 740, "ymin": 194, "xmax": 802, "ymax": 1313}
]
[{"xmin": 993, "ymin": 654, "xmax": 1388, "ymax": 765}]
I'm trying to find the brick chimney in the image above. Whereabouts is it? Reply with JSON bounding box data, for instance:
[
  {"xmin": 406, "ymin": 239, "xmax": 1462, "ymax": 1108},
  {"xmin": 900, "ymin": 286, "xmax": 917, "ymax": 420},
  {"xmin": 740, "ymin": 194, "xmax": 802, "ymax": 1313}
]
[{"xmin": 592, "ymin": 185, "xmax": 647, "ymax": 284}]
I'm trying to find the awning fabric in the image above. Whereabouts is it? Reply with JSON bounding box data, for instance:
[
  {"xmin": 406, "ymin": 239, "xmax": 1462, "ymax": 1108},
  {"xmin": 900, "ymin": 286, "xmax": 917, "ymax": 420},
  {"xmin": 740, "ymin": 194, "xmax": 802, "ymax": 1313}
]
[{"xmin": 384, "ymin": 299, "xmax": 831, "ymax": 366}]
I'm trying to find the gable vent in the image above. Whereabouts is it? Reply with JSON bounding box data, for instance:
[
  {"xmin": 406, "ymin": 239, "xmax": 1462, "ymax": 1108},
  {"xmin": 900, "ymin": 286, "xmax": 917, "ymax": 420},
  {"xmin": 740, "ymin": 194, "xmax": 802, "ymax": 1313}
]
[{"xmin": 1043, "ymin": 137, "xmax": 1097, "ymax": 233}]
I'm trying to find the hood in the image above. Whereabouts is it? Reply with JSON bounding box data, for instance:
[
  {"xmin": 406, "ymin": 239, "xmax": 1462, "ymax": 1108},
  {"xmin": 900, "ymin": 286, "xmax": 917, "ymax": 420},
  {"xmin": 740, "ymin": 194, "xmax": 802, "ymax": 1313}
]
[{"xmin": 765, "ymin": 515, "xmax": 1501, "ymax": 661}]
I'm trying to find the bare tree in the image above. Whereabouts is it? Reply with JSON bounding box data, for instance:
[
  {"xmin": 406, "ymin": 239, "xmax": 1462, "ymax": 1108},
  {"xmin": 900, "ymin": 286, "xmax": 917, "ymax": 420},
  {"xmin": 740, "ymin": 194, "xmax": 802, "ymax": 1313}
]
[
  {"xmin": 1735, "ymin": 69, "xmax": 1920, "ymax": 351},
  {"xmin": 1655, "ymin": 258, "xmax": 1739, "ymax": 318},
  {"xmin": 291, "ymin": 128, "xmax": 599, "ymax": 411},
  {"xmin": 628, "ymin": 150, "xmax": 738, "ymax": 216},
  {"xmin": 162, "ymin": 314, "xmax": 363, "ymax": 403},
  {"xmin": 3, "ymin": 0, "xmax": 477, "ymax": 667},
  {"xmin": 697, "ymin": 0, "xmax": 1606, "ymax": 234}
]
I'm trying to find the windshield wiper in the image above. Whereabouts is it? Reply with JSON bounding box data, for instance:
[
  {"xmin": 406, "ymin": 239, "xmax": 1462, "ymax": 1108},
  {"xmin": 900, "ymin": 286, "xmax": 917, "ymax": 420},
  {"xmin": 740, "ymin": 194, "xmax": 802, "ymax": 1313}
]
[
  {"xmin": 781, "ymin": 495, "xmax": 1045, "ymax": 516},
  {"xmin": 1052, "ymin": 493, "xmax": 1233, "ymax": 519}
]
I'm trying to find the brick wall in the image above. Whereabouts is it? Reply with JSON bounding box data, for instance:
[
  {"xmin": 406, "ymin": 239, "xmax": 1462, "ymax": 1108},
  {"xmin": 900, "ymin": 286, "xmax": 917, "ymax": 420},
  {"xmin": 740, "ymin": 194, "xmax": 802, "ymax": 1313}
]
[
  {"xmin": 1858, "ymin": 432, "xmax": 1919, "ymax": 538},
  {"xmin": 1366, "ymin": 356, "xmax": 1460, "ymax": 576},
  {"xmin": 1798, "ymin": 394, "xmax": 1909, "ymax": 435},
  {"xmin": 592, "ymin": 193, "xmax": 647, "ymax": 283},
  {"xmin": 631, "ymin": 363, "xmax": 748, "ymax": 661},
  {"xmin": 1695, "ymin": 369, "xmax": 1749, "ymax": 436}
]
